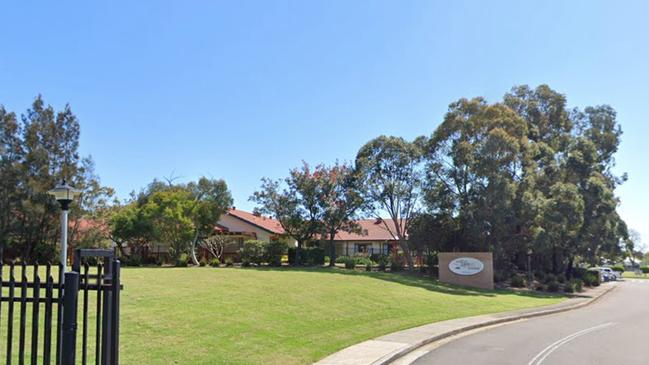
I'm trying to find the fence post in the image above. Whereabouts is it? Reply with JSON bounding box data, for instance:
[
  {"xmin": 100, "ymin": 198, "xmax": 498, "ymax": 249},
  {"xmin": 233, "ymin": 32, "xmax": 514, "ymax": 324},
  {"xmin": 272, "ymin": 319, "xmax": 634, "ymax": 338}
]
[
  {"xmin": 111, "ymin": 260, "xmax": 121, "ymax": 365},
  {"xmin": 61, "ymin": 271, "xmax": 80, "ymax": 365}
]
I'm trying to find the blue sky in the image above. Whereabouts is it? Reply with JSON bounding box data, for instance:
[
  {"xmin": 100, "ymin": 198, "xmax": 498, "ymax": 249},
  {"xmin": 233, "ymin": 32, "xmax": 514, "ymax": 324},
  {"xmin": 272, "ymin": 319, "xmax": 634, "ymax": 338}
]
[{"xmin": 1, "ymin": 1, "xmax": 647, "ymax": 245}]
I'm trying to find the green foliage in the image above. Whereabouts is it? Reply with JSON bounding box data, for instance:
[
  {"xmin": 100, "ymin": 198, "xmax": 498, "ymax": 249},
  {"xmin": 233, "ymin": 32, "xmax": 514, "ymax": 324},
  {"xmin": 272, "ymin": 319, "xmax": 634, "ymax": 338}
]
[
  {"xmin": 344, "ymin": 258, "xmax": 355, "ymax": 269},
  {"xmin": 175, "ymin": 253, "xmax": 189, "ymax": 267},
  {"xmin": 610, "ymin": 266, "xmax": 624, "ymax": 273},
  {"xmin": 199, "ymin": 258, "xmax": 207, "ymax": 267},
  {"xmin": 356, "ymin": 136, "xmax": 421, "ymax": 270},
  {"xmin": 641, "ymin": 266, "xmax": 649, "ymax": 274},
  {"xmin": 390, "ymin": 256, "xmax": 404, "ymax": 272},
  {"xmin": 224, "ymin": 257, "xmax": 234, "ymax": 267},
  {"xmin": 365, "ymin": 263, "xmax": 372, "ymax": 272},
  {"xmin": 546, "ymin": 281, "xmax": 561, "ymax": 292},
  {"xmin": 240, "ymin": 240, "xmax": 265, "ymax": 266},
  {"xmin": 288, "ymin": 247, "xmax": 325, "ymax": 266},
  {"xmin": 378, "ymin": 261, "xmax": 387, "ymax": 272},
  {"xmin": 264, "ymin": 240, "xmax": 287, "ymax": 267},
  {"xmin": 510, "ymin": 275, "xmax": 526, "ymax": 288},
  {"xmin": 210, "ymin": 258, "xmax": 221, "ymax": 267},
  {"xmin": 123, "ymin": 255, "xmax": 143, "ymax": 267},
  {"xmin": 582, "ymin": 271, "xmax": 601, "ymax": 287}
]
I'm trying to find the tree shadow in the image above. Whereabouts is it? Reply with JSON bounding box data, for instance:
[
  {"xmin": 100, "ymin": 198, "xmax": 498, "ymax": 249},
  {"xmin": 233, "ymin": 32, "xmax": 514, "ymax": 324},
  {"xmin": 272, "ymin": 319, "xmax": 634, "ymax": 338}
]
[{"xmin": 247, "ymin": 266, "xmax": 566, "ymax": 299}]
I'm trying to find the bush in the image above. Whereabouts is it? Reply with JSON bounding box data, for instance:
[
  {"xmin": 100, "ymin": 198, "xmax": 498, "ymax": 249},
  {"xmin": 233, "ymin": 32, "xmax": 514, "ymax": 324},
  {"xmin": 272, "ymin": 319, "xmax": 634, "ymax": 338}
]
[
  {"xmin": 610, "ymin": 265, "xmax": 624, "ymax": 274},
  {"xmin": 563, "ymin": 282, "xmax": 575, "ymax": 293},
  {"xmin": 534, "ymin": 270, "xmax": 546, "ymax": 282},
  {"xmin": 390, "ymin": 257, "xmax": 404, "ymax": 272},
  {"xmin": 264, "ymin": 240, "xmax": 287, "ymax": 266},
  {"xmin": 344, "ymin": 258, "xmax": 356, "ymax": 269},
  {"xmin": 288, "ymin": 247, "xmax": 325, "ymax": 266},
  {"xmin": 210, "ymin": 258, "xmax": 220, "ymax": 267},
  {"xmin": 124, "ymin": 255, "xmax": 142, "ymax": 267},
  {"xmin": 546, "ymin": 281, "xmax": 560, "ymax": 292},
  {"xmin": 571, "ymin": 279, "xmax": 583, "ymax": 292},
  {"xmin": 241, "ymin": 259, "xmax": 251, "ymax": 267},
  {"xmin": 543, "ymin": 273, "xmax": 557, "ymax": 284},
  {"xmin": 335, "ymin": 256, "xmax": 349, "ymax": 264},
  {"xmin": 641, "ymin": 266, "xmax": 649, "ymax": 275},
  {"xmin": 510, "ymin": 274, "xmax": 526, "ymax": 288},
  {"xmin": 240, "ymin": 240, "xmax": 265, "ymax": 265},
  {"xmin": 199, "ymin": 258, "xmax": 208, "ymax": 267},
  {"xmin": 556, "ymin": 274, "xmax": 566, "ymax": 284},
  {"xmin": 365, "ymin": 263, "xmax": 372, "ymax": 272},
  {"xmin": 378, "ymin": 262, "xmax": 387, "ymax": 272},
  {"xmin": 175, "ymin": 253, "xmax": 189, "ymax": 267},
  {"xmin": 224, "ymin": 257, "xmax": 234, "ymax": 267},
  {"xmin": 583, "ymin": 271, "xmax": 600, "ymax": 287}
]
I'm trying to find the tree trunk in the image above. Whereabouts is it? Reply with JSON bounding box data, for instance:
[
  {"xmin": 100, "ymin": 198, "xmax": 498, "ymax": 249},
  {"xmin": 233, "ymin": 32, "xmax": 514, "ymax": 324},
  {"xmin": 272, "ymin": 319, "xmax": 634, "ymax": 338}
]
[
  {"xmin": 328, "ymin": 231, "xmax": 336, "ymax": 267},
  {"xmin": 565, "ymin": 255, "xmax": 574, "ymax": 279},
  {"xmin": 190, "ymin": 233, "xmax": 200, "ymax": 265},
  {"xmin": 400, "ymin": 240, "xmax": 414, "ymax": 271},
  {"xmin": 294, "ymin": 240, "xmax": 302, "ymax": 266}
]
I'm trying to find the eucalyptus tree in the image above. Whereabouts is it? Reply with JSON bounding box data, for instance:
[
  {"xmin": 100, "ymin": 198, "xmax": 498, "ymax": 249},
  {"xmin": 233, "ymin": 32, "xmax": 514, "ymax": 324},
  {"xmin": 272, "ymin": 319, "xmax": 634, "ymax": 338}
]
[{"xmin": 355, "ymin": 136, "xmax": 423, "ymax": 270}]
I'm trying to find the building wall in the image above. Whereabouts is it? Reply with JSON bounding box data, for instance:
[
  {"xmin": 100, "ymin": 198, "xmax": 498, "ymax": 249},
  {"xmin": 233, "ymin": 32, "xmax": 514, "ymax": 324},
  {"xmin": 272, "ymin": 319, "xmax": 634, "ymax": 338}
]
[
  {"xmin": 334, "ymin": 241, "xmax": 392, "ymax": 256},
  {"xmin": 217, "ymin": 215, "xmax": 275, "ymax": 242}
]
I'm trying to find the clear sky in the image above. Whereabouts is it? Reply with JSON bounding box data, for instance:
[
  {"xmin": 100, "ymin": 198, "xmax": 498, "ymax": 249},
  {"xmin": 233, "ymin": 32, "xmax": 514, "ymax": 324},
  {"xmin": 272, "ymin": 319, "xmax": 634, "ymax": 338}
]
[{"xmin": 1, "ymin": 1, "xmax": 647, "ymax": 245}]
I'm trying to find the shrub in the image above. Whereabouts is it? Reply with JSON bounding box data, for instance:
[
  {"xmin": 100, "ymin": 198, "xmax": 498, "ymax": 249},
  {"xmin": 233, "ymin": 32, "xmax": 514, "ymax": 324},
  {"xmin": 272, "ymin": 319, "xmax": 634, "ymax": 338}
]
[
  {"xmin": 224, "ymin": 257, "xmax": 234, "ymax": 267},
  {"xmin": 335, "ymin": 256, "xmax": 349, "ymax": 264},
  {"xmin": 571, "ymin": 279, "xmax": 583, "ymax": 292},
  {"xmin": 583, "ymin": 271, "xmax": 600, "ymax": 287},
  {"xmin": 534, "ymin": 283, "xmax": 545, "ymax": 291},
  {"xmin": 378, "ymin": 262, "xmax": 387, "ymax": 272},
  {"xmin": 556, "ymin": 274, "xmax": 566, "ymax": 284},
  {"xmin": 344, "ymin": 258, "xmax": 356, "ymax": 269},
  {"xmin": 240, "ymin": 240, "xmax": 265, "ymax": 265},
  {"xmin": 288, "ymin": 247, "xmax": 325, "ymax": 266},
  {"xmin": 124, "ymin": 255, "xmax": 142, "ymax": 267},
  {"xmin": 210, "ymin": 258, "xmax": 220, "ymax": 267},
  {"xmin": 510, "ymin": 274, "xmax": 526, "ymax": 288},
  {"xmin": 198, "ymin": 258, "xmax": 208, "ymax": 267},
  {"xmin": 390, "ymin": 257, "xmax": 404, "ymax": 272},
  {"xmin": 175, "ymin": 253, "xmax": 189, "ymax": 267},
  {"xmin": 563, "ymin": 282, "xmax": 575, "ymax": 293},
  {"xmin": 641, "ymin": 266, "xmax": 649, "ymax": 275},
  {"xmin": 241, "ymin": 259, "xmax": 251, "ymax": 267},
  {"xmin": 534, "ymin": 270, "xmax": 546, "ymax": 282},
  {"xmin": 546, "ymin": 281, "xmax": 560, "ymax": 292},
  {"xmin": 543, "ymin": 273, "xmax": 556, "ymax": 284},
  {"xmin": 264, "ymin": 240, "xmax": 287, "ymax": 266},
  {"xmin": 352, "ymin": 256, "xmax": 373, "ymax": 266},
  {"xmin": 365, "ymin": 263, "xmax": 372, "ymax": 272},
  {"xmin": 611, "ymin": 265, "xmax": 624, "ymax": 274}
]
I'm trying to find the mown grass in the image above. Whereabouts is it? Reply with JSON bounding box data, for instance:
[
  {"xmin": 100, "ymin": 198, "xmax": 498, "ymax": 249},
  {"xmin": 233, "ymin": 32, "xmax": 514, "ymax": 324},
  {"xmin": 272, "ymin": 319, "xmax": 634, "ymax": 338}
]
[{"xmin": 2, "ymin": 266, "xmax": 565, "ymax": 364}]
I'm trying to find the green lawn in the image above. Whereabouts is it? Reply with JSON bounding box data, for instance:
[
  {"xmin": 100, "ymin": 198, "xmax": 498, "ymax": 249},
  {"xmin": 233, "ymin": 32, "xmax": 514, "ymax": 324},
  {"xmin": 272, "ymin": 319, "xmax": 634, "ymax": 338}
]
[
  {"xmin": 118, "ymin": 267, "xmax": 563, "ymax": 364},
  {"xmin": 1, "ymin": 266, "xmax": 565, "ymax": 365}
]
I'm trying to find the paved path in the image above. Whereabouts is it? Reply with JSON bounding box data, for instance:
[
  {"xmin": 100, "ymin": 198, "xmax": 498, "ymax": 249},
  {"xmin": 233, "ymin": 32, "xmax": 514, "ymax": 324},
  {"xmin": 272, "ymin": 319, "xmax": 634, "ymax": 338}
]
[{"xmin": 412, "ymin": 280, "xmax": 647, "ymax": 365}]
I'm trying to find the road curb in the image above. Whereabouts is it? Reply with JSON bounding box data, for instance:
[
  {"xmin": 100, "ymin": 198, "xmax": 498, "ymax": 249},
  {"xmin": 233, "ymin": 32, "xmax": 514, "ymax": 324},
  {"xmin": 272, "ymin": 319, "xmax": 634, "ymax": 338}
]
[
  {"xmin": 373, "ymin": 284, "xmax": 618, "ymax": 365},
  {"xmin": 314, "ymin": 283, "xmax": 618, "ymax": 365}
]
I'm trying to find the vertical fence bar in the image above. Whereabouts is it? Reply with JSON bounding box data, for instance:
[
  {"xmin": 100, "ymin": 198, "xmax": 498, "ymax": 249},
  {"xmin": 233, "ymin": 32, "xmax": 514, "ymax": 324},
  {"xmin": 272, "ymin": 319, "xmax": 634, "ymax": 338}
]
[
  {"xmin": 6, "ymin": 263, "xmax": 15, "ymax": 365},
  {"xmin": 110, "ymin": 260, "xmax": 120, "ymax": 365},
  {"xmin": 30, "ymin": 264, "xmax": 40, "ymax": 365},
  {"xmin": 43, "ymin": 264, "xmax": 54, "ymax": 365},
  {"xmin": 61, "ymin": 272, "xmax": 79, "ymax": 365},
  {"xmin": 56, "ymin": 264, "xmax": 63, "ymax": 365},
  {"xmin": 100, "ymin": 259, "xmax": 113, "ymax": 365},
  {"xmin": 94, "ymin": 264, "xmax": 102, "ymax": 365},
  {"xmin": 19, "ymin": 262, "xmax": 27, "ymax": 365},
  {"xmin": 82, "ymin": 264, "xmax": 89, "ymax": 365},
  {"xmin": 0, "ymin": 262, "xmax": 3, "ymax": 360}
]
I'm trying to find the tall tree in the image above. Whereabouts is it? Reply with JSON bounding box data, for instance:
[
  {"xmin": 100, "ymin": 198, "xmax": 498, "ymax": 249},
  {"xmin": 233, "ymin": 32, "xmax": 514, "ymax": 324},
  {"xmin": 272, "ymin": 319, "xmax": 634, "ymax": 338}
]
[
  {"xmin": 312, "ymin": 162, "xmax": 363, "ymax": 267},
  {"xmin": 356, "ymin": 136, "xmax": 422, "ymax": 270},
  {"xmin": 251, "ymin": 164, "xmax": 322, "ymax": 266}
]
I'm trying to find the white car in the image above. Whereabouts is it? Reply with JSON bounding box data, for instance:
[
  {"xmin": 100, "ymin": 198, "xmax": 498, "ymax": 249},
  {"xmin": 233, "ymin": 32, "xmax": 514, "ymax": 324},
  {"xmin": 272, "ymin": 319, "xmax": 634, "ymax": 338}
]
[{"xmin": 600, "ymin": 267, "xmax": 618, "ymax": 281}]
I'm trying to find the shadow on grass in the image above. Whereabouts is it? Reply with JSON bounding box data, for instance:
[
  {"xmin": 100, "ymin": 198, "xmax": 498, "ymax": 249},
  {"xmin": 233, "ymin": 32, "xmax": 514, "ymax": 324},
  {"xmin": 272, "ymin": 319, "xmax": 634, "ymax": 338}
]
[{"xmin": 124, "ymin": 264, "xmax": 565, "ymax": 299}]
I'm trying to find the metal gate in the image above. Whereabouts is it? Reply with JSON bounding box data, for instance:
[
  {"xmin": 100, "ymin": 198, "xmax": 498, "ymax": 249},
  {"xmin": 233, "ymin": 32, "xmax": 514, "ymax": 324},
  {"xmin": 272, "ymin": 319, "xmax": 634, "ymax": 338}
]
[{"xmin": 0, "ymin": 249, "xmax": 122, "ymax": 365}]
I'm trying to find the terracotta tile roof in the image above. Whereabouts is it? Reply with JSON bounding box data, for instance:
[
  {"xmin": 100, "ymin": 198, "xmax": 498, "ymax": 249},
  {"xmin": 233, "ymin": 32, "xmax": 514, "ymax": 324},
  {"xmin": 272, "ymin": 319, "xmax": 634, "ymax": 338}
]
[
  {"xmin": 227, "ymin": 209, "xmax": 404, "ymax": 242},
  {"xmin": 333, "ymin": 219, "xmax": 401, "ymax": 241},
  {"xmin": 226, "ymin": 209, "xmax": 286, "ymax": 235}
]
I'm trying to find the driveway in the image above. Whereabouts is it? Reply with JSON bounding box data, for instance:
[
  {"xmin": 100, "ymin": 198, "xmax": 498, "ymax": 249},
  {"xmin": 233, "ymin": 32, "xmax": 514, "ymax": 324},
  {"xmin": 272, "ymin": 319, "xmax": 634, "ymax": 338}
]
[{"xmin": 413, "ymin": 280, "xmax": 649, "ymax": 365}]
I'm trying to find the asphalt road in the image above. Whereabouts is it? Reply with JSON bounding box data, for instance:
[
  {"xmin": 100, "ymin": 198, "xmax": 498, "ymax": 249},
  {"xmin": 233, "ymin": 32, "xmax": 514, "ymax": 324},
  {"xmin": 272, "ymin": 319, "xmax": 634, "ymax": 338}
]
[{"xmin": 413, "ymin": 280, "xmax": 649, "ymax": 365}]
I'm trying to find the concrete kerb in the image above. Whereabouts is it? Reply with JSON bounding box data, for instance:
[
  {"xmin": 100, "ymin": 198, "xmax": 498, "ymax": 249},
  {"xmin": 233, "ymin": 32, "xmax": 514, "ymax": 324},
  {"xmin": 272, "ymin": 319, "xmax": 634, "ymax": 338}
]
[{"xmin": 315, "ymin": 283, "xmax": 618, "ymax": 365}]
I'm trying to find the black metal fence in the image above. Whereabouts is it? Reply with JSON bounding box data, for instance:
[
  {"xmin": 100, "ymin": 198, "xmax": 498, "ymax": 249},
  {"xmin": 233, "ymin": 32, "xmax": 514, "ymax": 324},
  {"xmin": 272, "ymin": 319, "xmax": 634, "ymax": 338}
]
[{"xmin": 0, "ymin": 249, "xmax": 121, "ymax": 365}]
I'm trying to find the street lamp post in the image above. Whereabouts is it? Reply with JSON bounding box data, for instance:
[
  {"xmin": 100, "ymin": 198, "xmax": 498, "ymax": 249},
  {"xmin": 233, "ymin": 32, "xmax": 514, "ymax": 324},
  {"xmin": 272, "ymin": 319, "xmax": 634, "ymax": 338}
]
[
  {"xmin": 527, "ymin": 248, "xmax": 533, "ymax": 289},
  {"xmin": 48, "ymin": 179, "xmax": 80, "ymax": 270}
]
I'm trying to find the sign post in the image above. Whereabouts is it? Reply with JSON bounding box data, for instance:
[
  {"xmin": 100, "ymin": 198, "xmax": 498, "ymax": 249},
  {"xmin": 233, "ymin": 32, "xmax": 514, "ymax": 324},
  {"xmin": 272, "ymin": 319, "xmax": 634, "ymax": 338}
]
[{"xmin": 439, "ymin": 252, "xmax": 494, "ymax": 290}]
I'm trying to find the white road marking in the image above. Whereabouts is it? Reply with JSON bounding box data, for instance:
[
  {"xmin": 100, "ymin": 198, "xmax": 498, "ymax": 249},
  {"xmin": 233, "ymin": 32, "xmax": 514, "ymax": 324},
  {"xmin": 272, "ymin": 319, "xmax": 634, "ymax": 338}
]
[{"xmin": 527, "ymin": 322, "xmax": 615, "ymax": 365}]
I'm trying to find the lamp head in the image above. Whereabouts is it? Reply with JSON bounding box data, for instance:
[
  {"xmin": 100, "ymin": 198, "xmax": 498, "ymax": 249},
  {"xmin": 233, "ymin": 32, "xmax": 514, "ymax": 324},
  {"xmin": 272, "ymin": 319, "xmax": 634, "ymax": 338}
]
[{"xmin": 48, "ymin": 179, "xmax": 80, "ymax": 210}]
